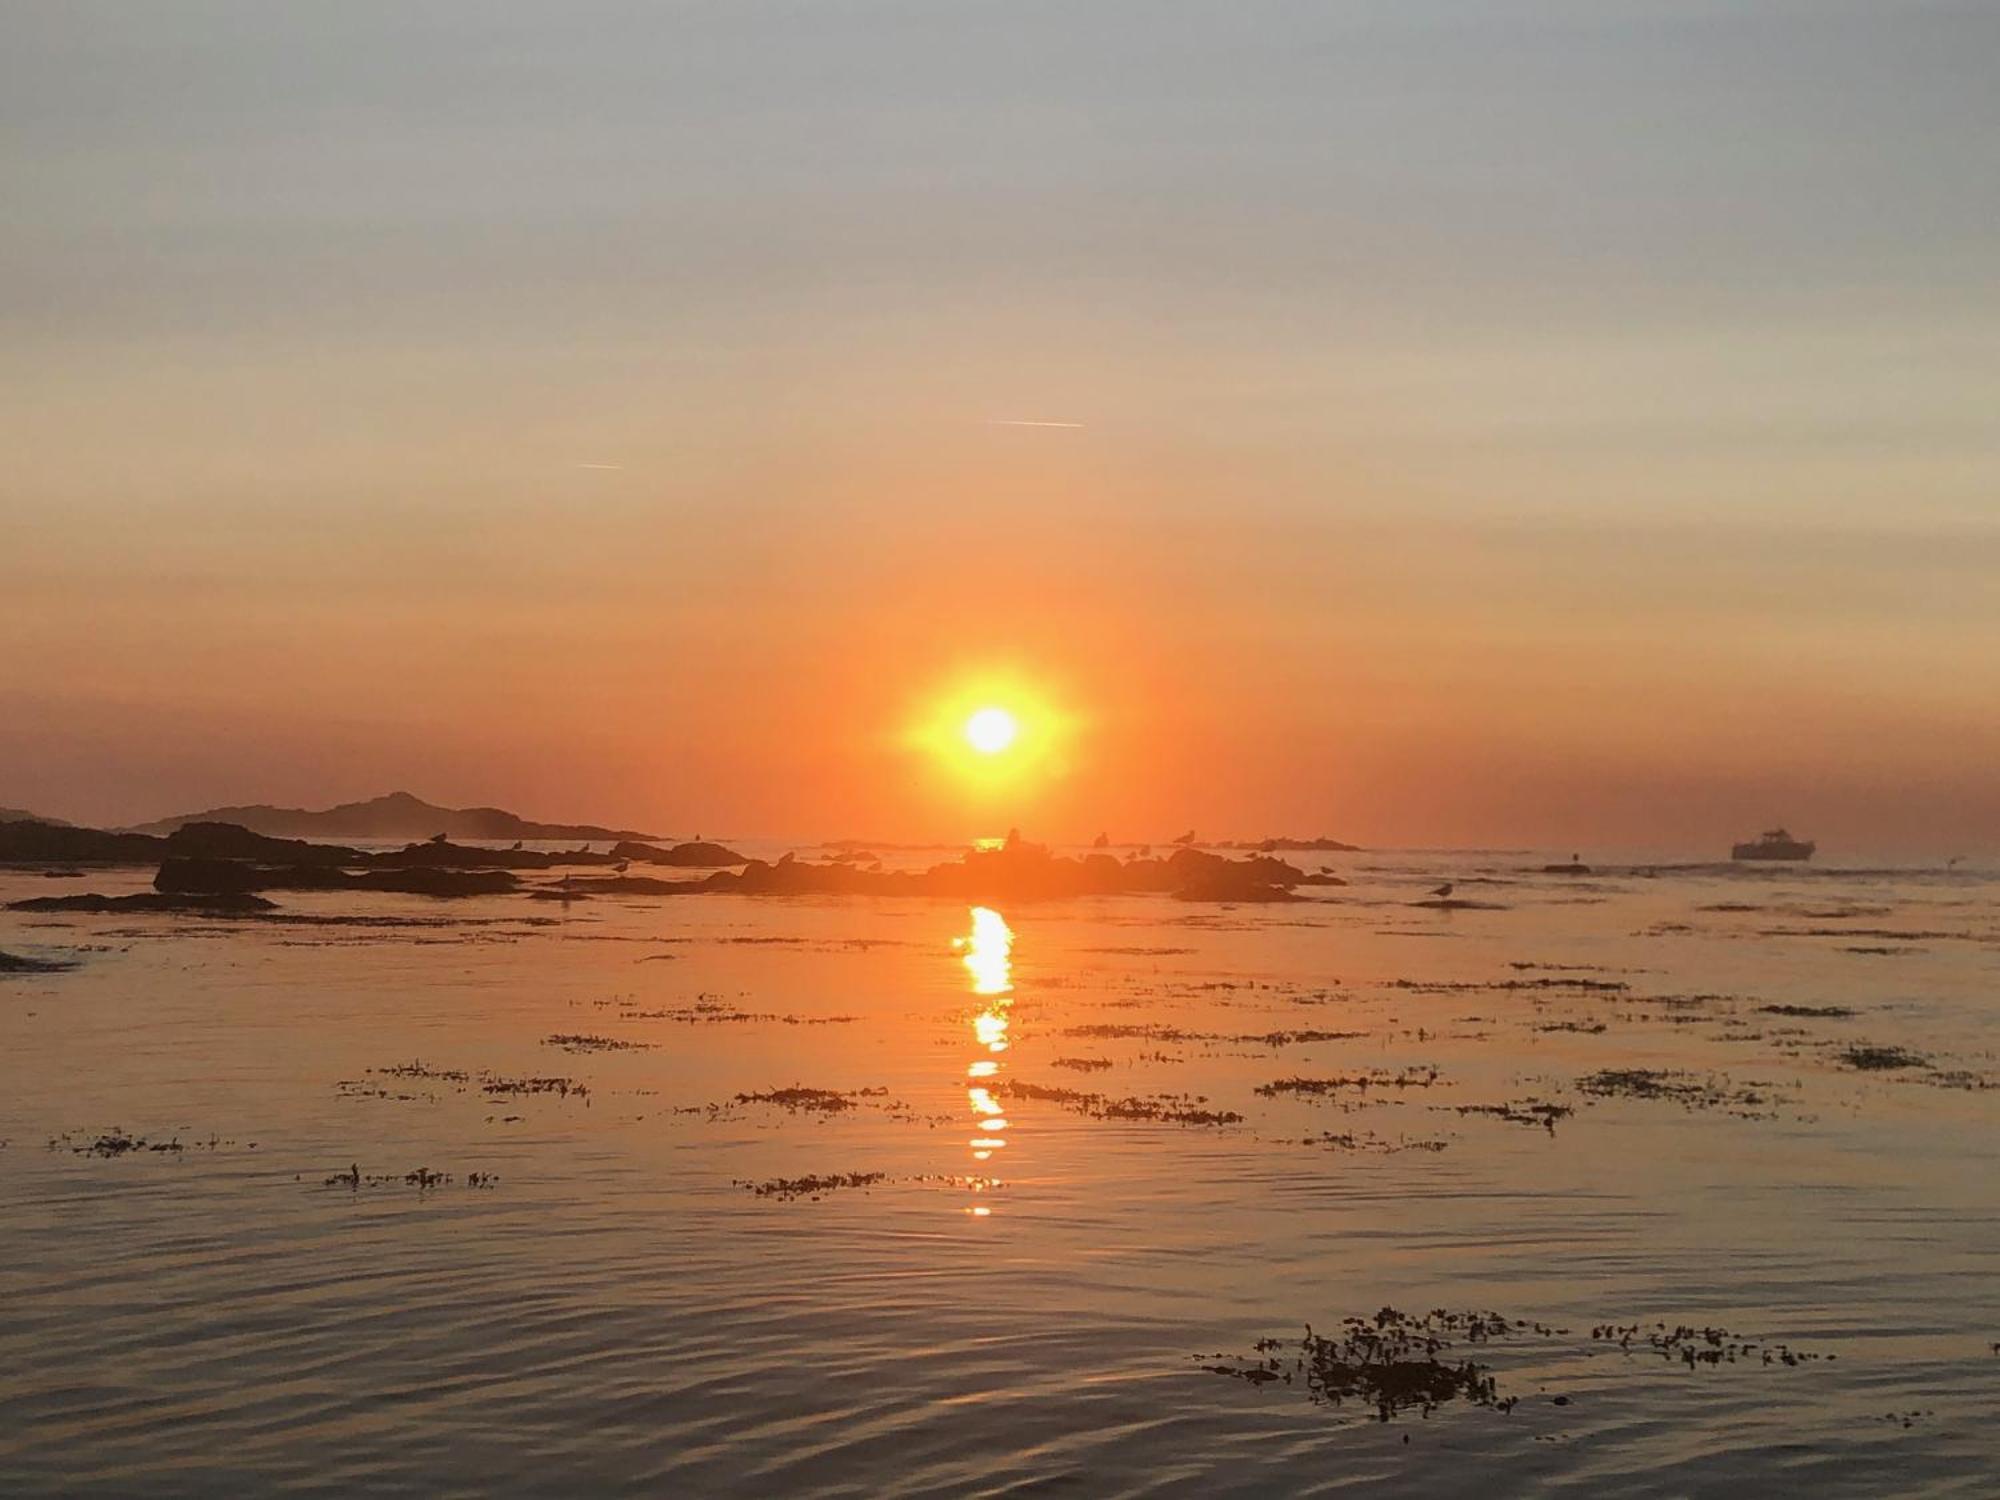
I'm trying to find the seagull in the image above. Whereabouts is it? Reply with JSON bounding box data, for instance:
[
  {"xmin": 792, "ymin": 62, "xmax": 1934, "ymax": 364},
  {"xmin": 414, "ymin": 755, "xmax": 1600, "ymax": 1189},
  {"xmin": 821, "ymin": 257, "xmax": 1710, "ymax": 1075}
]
[{"xmin": 1431, "ymin": 882, "xmax": 1454, "ymax": 898}]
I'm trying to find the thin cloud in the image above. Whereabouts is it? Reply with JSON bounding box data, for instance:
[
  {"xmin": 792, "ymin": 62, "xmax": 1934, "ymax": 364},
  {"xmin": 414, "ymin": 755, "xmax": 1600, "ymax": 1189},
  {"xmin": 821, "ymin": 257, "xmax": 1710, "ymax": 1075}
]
[{"xmin": 576, "ymin": 462, "xmax": 625, "ymax": 470}]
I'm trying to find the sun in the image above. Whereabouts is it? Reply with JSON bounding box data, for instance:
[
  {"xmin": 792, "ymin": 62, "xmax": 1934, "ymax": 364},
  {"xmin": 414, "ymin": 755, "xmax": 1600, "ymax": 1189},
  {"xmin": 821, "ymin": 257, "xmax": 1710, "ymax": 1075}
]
[
  {"xmin": 903, "ymin": 673, "xmax": 1073, "ymax": 790},
  {"xmin": 963, "ymin": 706, "xmax": 1019, "ymax": 756}
]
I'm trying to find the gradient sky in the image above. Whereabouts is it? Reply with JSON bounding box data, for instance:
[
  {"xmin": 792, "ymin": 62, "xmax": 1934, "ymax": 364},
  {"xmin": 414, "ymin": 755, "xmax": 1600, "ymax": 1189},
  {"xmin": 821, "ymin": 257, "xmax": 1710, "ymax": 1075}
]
[{"xmin": 4, "ymin": 1, "xmax": 1997, "ymax": 851}]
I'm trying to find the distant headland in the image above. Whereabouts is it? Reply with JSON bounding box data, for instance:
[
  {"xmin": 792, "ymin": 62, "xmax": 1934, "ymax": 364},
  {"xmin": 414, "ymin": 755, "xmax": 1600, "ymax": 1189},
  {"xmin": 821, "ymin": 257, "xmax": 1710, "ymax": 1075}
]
[
  {"xmin": 0, "ymin": 807, "xmax": 71, "ymax": 828},
  {"xmin": 126, "ymin": 790, "xmax": 662, "ymax": 843}
]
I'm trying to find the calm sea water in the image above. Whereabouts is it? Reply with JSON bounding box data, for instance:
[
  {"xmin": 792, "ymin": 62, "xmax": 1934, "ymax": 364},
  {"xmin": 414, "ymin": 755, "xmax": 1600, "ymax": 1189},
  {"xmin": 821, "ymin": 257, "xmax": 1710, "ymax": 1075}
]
[{"xmin": 2, "ymin": 851, "xmax": 1996, "ymax": 1496}]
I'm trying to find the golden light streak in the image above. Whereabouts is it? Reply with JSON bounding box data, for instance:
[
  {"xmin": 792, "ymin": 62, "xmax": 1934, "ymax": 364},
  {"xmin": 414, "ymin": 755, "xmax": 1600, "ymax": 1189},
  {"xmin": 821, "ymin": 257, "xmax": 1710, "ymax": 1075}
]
[{"xmin": 961, "ymin": 906, "xmax": 1014, "ymax": 996}]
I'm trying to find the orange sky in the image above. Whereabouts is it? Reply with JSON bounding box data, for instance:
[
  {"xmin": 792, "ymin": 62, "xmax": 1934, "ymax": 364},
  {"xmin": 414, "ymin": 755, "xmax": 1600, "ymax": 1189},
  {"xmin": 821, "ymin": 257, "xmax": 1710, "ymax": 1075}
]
[{"xmin": 3, "ymin": 4, "xmax": 1997, "ymax": 853}]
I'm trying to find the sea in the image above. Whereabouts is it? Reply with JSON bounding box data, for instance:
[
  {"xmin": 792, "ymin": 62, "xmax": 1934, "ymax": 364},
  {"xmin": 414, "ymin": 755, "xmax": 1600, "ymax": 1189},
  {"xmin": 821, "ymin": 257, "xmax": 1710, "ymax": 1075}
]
[{"xmin": 1, "ymin": 845, "xmax": 1995, "ymax": 1496}]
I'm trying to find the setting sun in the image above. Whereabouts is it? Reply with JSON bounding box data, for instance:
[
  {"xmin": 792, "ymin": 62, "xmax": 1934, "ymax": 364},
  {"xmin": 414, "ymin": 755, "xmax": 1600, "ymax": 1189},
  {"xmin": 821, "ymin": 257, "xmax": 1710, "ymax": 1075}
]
[
  {"xmin": 902, "ymin": 670, "xmax": 1080, "ymax": 811},
  {"xmin": 964, "ymin": 707, "xmax": 1019, "ymax": 756}
]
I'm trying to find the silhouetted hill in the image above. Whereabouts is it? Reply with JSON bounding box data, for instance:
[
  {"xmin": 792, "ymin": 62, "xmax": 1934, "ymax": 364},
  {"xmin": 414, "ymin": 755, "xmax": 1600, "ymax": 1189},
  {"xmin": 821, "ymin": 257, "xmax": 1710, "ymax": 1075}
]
[
  {"xmin": 130, "ymin": 790, "xmax": 659, "ymax": 843},
  {"xmin": 0, "ymin": 807, "xmax": 70, "ymax": 827}
]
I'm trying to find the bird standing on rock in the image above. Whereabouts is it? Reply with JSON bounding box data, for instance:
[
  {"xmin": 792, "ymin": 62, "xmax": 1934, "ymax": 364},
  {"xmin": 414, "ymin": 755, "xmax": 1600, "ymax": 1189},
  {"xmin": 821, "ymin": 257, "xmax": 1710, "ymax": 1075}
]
[{"xmin": 1431, "ymin": 882, "xmax": 1454, "ymax": 898}]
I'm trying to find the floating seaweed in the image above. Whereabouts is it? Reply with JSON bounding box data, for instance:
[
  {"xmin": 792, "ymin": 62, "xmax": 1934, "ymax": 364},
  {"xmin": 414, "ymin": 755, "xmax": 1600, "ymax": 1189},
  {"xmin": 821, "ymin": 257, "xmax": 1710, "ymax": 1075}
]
[
  {"xmin": 1575, "ymin": 1068, "xmax": 1774, "ymax": 1115},
  {"xmin": 374, "ymin": 1060, "xmax": 471, "ymax": 1082},
  {"xmin": 1203, "ymin": 1308, "xmax": 1827, "ymax": 1422},
  {"xmin": 1447, "ymin": 1100, "xmax": 1572, "ymax": 1132},
  {"xmin": 1838, "ymin": 1044, "xmax": 1930, "ymax": 1071},
  {"xmin": 544, "ymin": 1033, "xmax": 655, "ymax": 1053},
  {"xmin": 733, "ymin": 1086, "xmax": 890, "ymax": 1113},
  {"xmin": 1200, "ymin": 1308, "xmax": 1524, "ymax": 1421},
  {"xmin": 1256, "ymin": 1068, "xmax": 1442, "ymax": 1097},
  {"xmin": 322, "ymin": 1163, "xmax": 480, "ymax": 1190},
  {"xmin": 1230, "ymin": 1029, "xmax": 1366, "ymax": 1048},
  {"xmin": 1060, "ymin": 1023, "xmax": 1197, "ymax": 1042},
  {"xmin": 1387, "ymin": 977, "xmax": 1626, "ymax": 993},
  {"xmin": 999, "ymin": 1078, "xmax": 1242, "ymax": 1126},
  {"xmin": 1301, "ymin": 1131, "xmax": 1449, "ymax": 1154},
  {"xmin": 733, "ymin": 1171, "xmax": 887, "ymax": 1200},
  {"xmin": 67, "ymin": 1129, "xmax": 181, "ymax": 1157},
  {"xmin": 1589, "ymin": 1322, "xmax": 1825, "ymax": 1368},
  {"xmin": 1050, "ymin": 1056, "xmax": 1115, "ymax": 1073},
  {"xmin": 620, "ymin": 997, "xmax": 858, "ymax": 1025},
  {"xmin": 482, "ymin": 1075, "xmax": 590, "ymax": 1100}
]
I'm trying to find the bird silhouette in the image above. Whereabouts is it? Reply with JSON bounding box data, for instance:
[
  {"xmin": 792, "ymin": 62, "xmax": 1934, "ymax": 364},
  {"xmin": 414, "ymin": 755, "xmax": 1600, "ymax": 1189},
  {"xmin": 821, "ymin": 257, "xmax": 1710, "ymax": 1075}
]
[{"xmin": 1431, "ymin": 882, "xmax": 1454, "ymax": 898}]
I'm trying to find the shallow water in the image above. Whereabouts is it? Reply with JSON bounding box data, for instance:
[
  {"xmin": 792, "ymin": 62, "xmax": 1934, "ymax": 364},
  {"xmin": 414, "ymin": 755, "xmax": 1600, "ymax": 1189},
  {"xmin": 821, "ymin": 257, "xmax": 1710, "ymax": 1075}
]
[{"xmin": 2, "ymin": 854, "xmax": 1996, "ymax": 1496}]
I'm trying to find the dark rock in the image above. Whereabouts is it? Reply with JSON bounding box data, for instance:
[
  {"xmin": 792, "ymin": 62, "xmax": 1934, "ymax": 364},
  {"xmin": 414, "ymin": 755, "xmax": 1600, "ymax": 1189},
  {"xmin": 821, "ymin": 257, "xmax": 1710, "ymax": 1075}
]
[
  {"xmin": 0, "ymin": 819, "xmax": 164, "ymax": 865},
  {"xmin": 647, "ymin": 833, "xmax": 1311, "ymax": 903},
  {"xmin": 1171, "ymin": 865, "xmax": 1307, "ymax": 903},
  {"xmin": 9, "ymin": 891, "xmax": 278, "ymax": 913},
  {"xmin": 1237, "ymin": 835, "xmax": 1360, "ymax": 852},
  {"xmin": 358, "ymin": 868, "xmax": 517, "ymax": 897},
  {"xmin": 155, "ymin": 857, "xmax": 265, "ymax": 894},
  {"xmin": 556, "ymin": 874, "xmax": 690, "ymax": 895},
  {"xmin": 154, "ymin": 857, "xmax": 514, "ymax": 898},
  {"xmin": 0, "ymin": 948, "xmax": 78, "ymax": 973},
  {"xmin": 611, "ymin": 839, "xmax": 749, "ymax": 867},
  {"xmin": 370, "ymin": 839, "xmax": 618, "ymax": 870},
  {"xmin": 164, "ymin": 821, "xmax": 359, "ymax": 865},
  {"xmin": 1838, "ymin": 1044, "xmax": 1929, "ymax": 1071}
]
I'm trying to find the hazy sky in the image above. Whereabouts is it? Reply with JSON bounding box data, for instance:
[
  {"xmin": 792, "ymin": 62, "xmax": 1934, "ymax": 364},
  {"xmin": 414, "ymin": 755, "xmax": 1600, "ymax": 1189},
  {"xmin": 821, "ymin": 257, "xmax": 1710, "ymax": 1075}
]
[{"xmin": 4, "ymin": 1, "xmax": 1997, "ymax": 851}]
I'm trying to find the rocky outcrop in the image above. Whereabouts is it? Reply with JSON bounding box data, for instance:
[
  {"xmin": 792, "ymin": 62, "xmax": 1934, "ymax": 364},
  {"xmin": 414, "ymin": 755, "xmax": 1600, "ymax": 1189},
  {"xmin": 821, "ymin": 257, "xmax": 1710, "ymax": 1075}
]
[
  {"xmin": 9, "ymin": 891, "xmax": 278, "ymax": 913},
  {"xmin": 369, "ymin": 839, "xmax": 619, "ymax": 870},
  {"xmin": 357, "ymin": 868, "xmax": 517, "ymax": 896},
  {"xmin": 155, "ymin": 857, "xmax": 515, "ymax": 898},
  {"xmin": 611, "ymin": 839, "xmax": 748, "ymax": 868},
  {"xmin": 164, "ymin": 821, "xmax": 360, "ymax": 866},
  {"xmin": 0, "ymin": 948, "xmax": 77, "ymax": 972},
  {"xmin": 9, "ymin": 819, "xmax": 1318, "ymax": 909},
  {"xmin": 688, "ymin": 835, "xmax": 1307, "ymax": 903},
  {"xmin": 1168, "ymin": 853, "xmax": 1309, "ymax": 902},
  {"xmin": 154, "ymin": 857, "xmax": 267, "ymax": 894},
  {"xmin": 0, "ymin": 819, "xmax": 165, "ymax": 865},
  {"xmin": 551, "ymin": 874, "xmax": 690, "ymax": 895}
]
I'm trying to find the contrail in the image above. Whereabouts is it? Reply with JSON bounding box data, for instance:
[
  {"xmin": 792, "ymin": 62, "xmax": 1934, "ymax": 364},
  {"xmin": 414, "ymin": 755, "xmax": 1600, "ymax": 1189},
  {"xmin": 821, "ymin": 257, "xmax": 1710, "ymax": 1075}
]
[{"xmin": 985, "ymin": 419, "xmax": 1085, "ymax": 429}]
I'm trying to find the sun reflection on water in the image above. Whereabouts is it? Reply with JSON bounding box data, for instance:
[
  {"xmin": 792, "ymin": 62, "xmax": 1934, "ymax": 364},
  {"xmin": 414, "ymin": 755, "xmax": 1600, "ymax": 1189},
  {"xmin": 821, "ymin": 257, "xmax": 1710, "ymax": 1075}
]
[
  {"xmin": 961, "ymin": 906, "xmax": 1014, "ymax": 998},
  {"xmin": 954, "ymin": 906, "xmax": 1015, "ymax": 1197}
]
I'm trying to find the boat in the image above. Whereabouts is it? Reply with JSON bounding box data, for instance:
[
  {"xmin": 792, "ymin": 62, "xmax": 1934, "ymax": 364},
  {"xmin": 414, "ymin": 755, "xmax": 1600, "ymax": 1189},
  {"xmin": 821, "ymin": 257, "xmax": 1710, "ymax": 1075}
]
[{"xmin": 1731, "ymin": 828, "xmax": 1815, "ymax": 862}]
